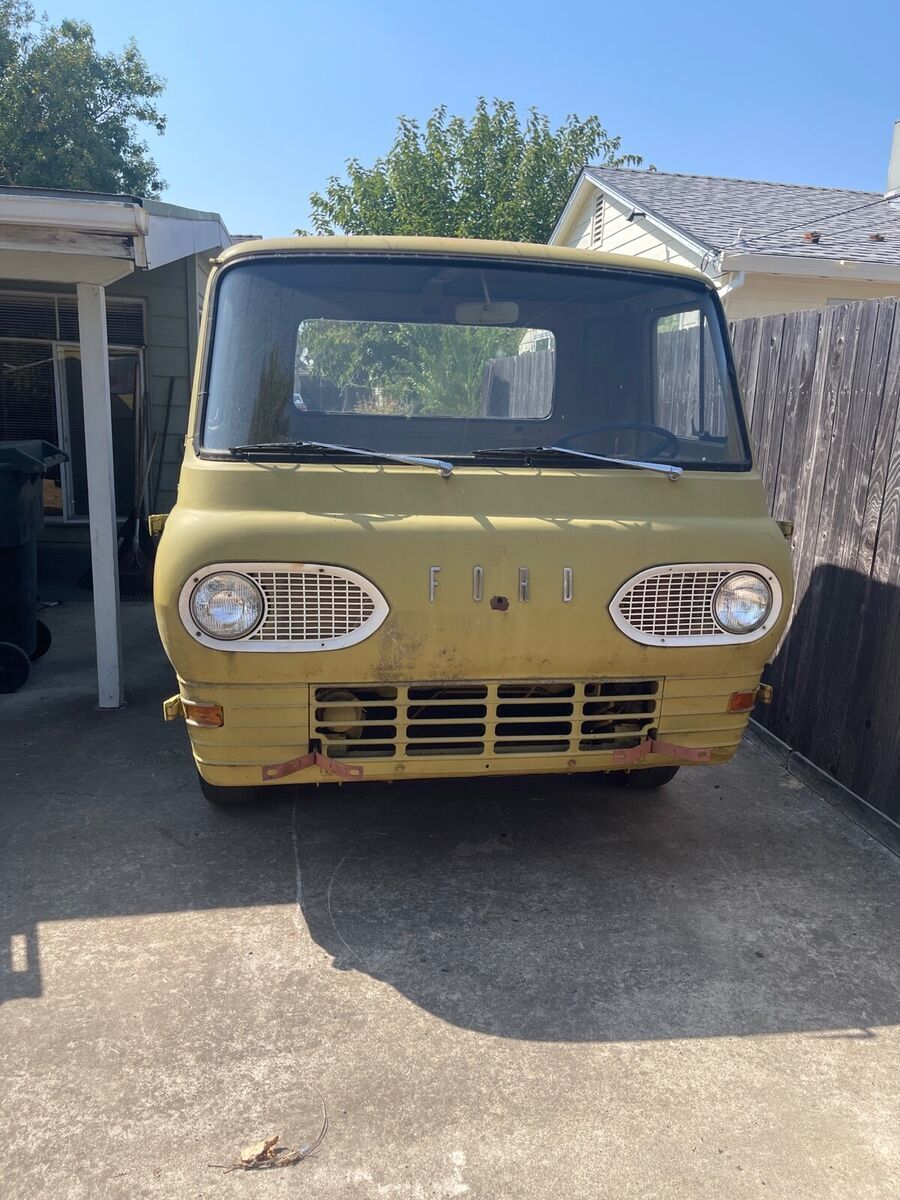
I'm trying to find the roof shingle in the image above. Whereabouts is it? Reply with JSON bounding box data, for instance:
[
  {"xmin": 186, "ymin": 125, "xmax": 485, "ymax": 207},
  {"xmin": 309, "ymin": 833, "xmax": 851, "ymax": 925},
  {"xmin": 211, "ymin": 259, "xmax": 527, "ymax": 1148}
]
[{"xmin": 585, "ymin": 167, "xmax": 900, "ymax": 265}]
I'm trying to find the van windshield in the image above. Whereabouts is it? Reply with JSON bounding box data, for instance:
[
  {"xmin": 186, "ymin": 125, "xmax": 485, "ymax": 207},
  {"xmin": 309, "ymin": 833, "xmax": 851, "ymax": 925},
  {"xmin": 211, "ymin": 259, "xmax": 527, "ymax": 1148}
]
[{"xmin": 201, "ymin": 255, "xmax": 750, "ymax": 469}]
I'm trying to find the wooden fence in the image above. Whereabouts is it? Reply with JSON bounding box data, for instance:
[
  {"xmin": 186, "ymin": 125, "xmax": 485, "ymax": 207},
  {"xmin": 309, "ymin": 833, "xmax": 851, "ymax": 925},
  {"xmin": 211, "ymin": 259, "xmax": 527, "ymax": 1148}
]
[
  {"xmin": 656, "ymin": 321, "xmax": 730, "ymax": 439},
  {"xmin": 730, "ymin": 296, "xmax": 900, "ymax": 824},
  {"xmin": 481, "ymin": 348, "xmax": 555, "ymax": 417}
]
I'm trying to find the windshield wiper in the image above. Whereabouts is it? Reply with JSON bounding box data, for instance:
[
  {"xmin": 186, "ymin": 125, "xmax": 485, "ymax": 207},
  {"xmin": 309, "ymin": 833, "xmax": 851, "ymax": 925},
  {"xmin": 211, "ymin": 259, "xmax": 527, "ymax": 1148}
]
[
  {"xmin": 471, "ymin": 444, "xmax": 682, "ymax": 480},
  {"xmin": 228, "ymin": 439, "xmax": 454, "ymax": 478}
]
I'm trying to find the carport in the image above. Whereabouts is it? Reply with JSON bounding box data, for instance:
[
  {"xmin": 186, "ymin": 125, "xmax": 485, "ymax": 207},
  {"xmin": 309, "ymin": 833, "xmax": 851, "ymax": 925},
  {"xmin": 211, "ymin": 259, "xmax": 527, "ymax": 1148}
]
[{"xmin": 0, "ymin": 187, "xmax": 229, "ymax": 707}]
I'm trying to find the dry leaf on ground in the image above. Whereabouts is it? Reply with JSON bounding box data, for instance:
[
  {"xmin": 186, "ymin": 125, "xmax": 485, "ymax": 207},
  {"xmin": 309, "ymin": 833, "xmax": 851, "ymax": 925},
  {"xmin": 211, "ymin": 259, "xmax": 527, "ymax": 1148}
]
[{"xmin": 210, "ymin": 1096, "xmax": 328, "ymax": 1173}]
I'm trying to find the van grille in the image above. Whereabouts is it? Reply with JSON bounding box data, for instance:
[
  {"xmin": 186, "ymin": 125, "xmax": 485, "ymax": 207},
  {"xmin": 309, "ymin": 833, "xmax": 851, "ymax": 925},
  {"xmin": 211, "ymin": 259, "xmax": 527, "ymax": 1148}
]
[
  {"xmin": 247, "ymin": 569, "xmax": 377, "ymax": 643},
  {"xmin": 314, "ymin": 679, "xmax": 661, "ymax": 760},
  {"xmin": 616, "ymin": 569, "xmax": 730, "ymax": 639}
]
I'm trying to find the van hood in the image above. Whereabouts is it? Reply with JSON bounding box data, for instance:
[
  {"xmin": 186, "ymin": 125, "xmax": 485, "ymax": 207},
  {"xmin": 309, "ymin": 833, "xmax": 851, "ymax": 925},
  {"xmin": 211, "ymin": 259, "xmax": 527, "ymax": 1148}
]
[{"xmin": 153, "ymin": 457, "xmax": 792, "ymax": 687}]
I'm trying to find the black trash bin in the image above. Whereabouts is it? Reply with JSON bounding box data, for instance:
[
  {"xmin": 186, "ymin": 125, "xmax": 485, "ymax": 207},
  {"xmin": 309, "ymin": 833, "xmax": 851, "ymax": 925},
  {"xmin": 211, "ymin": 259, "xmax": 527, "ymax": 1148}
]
[{"xmin": 0, "ymin": 440, "xmax": 67, "ymax": 692}]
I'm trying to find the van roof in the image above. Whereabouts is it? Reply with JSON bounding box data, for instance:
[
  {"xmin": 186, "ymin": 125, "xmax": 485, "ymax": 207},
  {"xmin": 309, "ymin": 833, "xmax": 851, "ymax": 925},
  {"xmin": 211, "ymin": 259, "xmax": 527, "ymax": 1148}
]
[{"xmin": 215, "ymin": 235, "xmax": 708, "ymax": 284}]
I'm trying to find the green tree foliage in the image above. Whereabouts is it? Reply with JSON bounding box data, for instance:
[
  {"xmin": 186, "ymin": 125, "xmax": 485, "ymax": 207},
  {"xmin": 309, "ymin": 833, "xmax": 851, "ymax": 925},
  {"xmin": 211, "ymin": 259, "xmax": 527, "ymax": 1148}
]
[
  {"xmin": 0, "ymin": 1, "xmax": 166, "ymax": 195},
  {"xmin": 305, "ymin": 98, "xmax": 642, "ymax": 242},
  {"xmin": 298, "ymin": 319, "xmax": 522, "ymax": 417}
]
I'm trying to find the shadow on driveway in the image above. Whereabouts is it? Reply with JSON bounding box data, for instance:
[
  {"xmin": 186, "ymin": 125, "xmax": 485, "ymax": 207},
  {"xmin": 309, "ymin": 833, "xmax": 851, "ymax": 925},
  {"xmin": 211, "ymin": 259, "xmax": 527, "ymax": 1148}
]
[{"xmin": 2, "ymin": 602, "xmax": 899, "ymax": 1045}]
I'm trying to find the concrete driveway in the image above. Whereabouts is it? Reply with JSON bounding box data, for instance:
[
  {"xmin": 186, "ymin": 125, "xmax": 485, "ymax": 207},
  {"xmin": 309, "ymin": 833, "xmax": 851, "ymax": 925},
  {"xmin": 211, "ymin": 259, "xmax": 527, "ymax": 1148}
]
[{"xmin": 2, "ymin": 603, "xmax": 899, "ymax": 1199}]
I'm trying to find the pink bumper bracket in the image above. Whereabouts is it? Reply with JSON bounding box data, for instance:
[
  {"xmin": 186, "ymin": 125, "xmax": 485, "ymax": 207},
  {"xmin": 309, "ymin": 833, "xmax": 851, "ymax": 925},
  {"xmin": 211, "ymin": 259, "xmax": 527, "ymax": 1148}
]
[
  {"xmin": 612, "ymin": 738, "xmax": 711, "ymax": 766},
  {"xmin": 262, "ymin": 749, "xmax": 364, "ymax": 782}
]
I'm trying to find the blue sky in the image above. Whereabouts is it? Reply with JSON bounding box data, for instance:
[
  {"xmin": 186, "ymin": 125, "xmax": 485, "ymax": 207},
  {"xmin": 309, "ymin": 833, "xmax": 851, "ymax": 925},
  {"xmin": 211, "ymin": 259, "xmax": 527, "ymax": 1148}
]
[{"xmin": 40, "ymin": 0, "xmax": 900, "ymax": 237}]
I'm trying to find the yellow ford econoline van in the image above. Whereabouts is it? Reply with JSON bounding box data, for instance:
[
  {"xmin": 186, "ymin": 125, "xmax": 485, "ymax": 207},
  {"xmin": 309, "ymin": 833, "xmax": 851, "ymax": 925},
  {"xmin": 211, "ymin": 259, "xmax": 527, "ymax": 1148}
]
[{"xmin": 153, "ymin": 237, "xmax": 792, "ymax": 804}]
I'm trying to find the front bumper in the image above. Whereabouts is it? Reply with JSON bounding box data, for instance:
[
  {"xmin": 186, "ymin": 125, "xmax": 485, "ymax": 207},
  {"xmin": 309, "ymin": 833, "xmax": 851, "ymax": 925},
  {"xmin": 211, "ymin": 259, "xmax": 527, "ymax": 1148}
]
[{"xmin": 171, "ymin": 672, "xmax": 762, "ymax": 787}]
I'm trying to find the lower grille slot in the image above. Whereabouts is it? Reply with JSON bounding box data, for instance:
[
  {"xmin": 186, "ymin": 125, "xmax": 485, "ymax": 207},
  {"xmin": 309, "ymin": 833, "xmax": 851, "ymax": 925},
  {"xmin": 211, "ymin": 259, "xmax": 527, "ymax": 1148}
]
[
  {"xmin": 498, "ymin": 682, "xmax": 576, "ymax": 698},
  {"xmin": 407, "ymin": 742, "xmax": 485, "ymax": 757},
  {"xmin": 495, "ymin": 721, "xmax": 572, "ymax": 737},
  {"xmin": 579, "ymin": 727, "xmax": 646, "ymax": 751},
  {"xmin": 497, "ymin": 701, "xmax": 574, "ymax": 718},
  {"xmin": 408, "ymin": 703, "xmax": 487, "ymax": 721},
  {"xmin": 495, "ymin": 739, "xmax": 570, "ymax": 754},
  {"xmin": 407, "ymin": 723, "xmax": 487, "ymax": 739},
  {"xmin": 583, "ymin": 701, "xmax": 655, "ymax": 716},
  {"xmin": 587, "ymin": 680, "xmax": 659, "ymax": 698},
  {"xmin": 327, "ymin": 742, "xmax": 396, "ymax": 759},
  {"xmin": 408, "ymin": 684, "xmax": 488, "ymax": 701}
]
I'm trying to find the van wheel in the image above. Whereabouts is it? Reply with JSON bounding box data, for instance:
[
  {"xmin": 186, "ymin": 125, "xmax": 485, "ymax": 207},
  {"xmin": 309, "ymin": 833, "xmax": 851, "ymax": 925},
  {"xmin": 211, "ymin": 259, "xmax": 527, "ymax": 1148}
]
[
  {"xmin": 197, "ymin": 772, "xmax": 266, "ymax": 806},
  {"xmin": 0, "ymin": 641, "xmax": 30, "ymax": 693},
  {"xmin": 623, "ymin": 765, "xmax": 680, "ymax": 789},
  {"xmin": 30, "ymin": 619, "xmax": 52, "ymax": 661}
]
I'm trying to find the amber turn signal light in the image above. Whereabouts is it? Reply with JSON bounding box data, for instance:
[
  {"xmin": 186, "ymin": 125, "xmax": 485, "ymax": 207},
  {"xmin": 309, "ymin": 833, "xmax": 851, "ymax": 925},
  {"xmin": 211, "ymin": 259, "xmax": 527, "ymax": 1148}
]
[
  {"xmin": 727, "ymin": 690, "xmax": 758, "ymax": 713},
  {"xmin": 182, "ymin": 700, "xmax": 224, "ymax": 727}
]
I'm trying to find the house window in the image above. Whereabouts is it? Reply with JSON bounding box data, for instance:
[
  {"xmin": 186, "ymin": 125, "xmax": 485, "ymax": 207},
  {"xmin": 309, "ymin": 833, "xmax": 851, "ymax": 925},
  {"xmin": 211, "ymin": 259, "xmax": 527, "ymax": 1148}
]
[
  {"xmin": 590, "ymin": 194, "xmax": 605, "ymax": 248},
  {"xmin": 0, "ymin": 291, "xmax": 145, "ymax": 521},
  {"xmin": 0, "ymin": 341, "xmax": 61, "ymax": 513}
]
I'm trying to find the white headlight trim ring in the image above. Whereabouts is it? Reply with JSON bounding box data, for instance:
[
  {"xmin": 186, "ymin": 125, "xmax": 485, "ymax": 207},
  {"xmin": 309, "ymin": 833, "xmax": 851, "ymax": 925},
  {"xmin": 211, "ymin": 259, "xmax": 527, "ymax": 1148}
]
[
  {"xmin": 610, "ymin": 563, "xmax": 783, "ymax": 647},
  {"xmin": 179, "ymin": 562, "xmax": 389, "ymax": 652}
]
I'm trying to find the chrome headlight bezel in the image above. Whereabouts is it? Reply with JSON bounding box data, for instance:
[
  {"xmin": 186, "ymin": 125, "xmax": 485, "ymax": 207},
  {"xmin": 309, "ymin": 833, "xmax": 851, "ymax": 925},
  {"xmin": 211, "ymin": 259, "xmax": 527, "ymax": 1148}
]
[
  {"xmin": 712, "ymin": 572, "xmax": 773, "ymax": 635},
  {"xmin": 188, "ymin": 571, "xmax": 265, "ymax": 641}
]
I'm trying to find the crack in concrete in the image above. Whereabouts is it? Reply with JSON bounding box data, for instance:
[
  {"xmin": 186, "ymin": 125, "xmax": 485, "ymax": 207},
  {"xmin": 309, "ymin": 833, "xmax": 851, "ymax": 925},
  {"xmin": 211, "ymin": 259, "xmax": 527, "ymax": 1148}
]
[{"xmin": 326, "ymin": 847, "xmax": 364, "ymax": 967}]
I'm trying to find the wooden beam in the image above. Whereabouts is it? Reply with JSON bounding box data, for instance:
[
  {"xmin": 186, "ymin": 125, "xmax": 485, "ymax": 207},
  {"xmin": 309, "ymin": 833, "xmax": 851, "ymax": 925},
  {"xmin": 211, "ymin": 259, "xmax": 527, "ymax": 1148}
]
[{"xmin": 0, "ymin": 223, "xmax": 134, "ymax": 259}]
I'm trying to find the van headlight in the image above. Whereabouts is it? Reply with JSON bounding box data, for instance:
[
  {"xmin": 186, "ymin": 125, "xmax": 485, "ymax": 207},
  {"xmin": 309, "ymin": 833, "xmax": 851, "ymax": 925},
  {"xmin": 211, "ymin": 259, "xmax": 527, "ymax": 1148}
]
[
  {"xmin": 713, "ymin": 573, "xmax": 772, "ymax": 634},
  {"xmin": 189, "ymin": 572, "xmax": 264, "ymax": 640}
]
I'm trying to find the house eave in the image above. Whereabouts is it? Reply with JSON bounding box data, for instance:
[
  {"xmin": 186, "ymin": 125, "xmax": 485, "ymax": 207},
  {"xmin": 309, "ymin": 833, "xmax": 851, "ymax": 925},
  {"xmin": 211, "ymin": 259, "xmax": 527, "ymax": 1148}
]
[{"xmin": 719, "ymin": 251, "xmax": 900, "ymax": 283}]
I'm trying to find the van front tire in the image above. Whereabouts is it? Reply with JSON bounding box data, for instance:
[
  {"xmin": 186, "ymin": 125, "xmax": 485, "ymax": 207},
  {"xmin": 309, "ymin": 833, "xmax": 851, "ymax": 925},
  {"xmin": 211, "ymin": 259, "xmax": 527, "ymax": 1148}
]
[
  {"xmin": 623, "ymin": 765, "xmax": 680, "ymax": 790},
  {"xmin": 197, "ymin": 772, "xmax": 267, "ymax": 806},
  {"xmin": 30, "ymin": 619, "xmax": 52, "ymax": 661}
]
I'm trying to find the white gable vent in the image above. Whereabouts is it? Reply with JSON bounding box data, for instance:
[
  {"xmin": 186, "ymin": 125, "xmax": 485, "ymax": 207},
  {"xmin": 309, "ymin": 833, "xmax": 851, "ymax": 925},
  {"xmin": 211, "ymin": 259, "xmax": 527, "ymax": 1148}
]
[{"xmin": 591, "ymin": 194, "xmax": 605, "ymax": 247}]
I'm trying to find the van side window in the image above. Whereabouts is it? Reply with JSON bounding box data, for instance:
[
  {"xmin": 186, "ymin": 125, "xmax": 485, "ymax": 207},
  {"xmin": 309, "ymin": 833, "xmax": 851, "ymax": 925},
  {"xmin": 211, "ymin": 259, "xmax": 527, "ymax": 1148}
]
[{"xmin": 654, "ymin": 309, "xmax": 728, "ymax": 441}]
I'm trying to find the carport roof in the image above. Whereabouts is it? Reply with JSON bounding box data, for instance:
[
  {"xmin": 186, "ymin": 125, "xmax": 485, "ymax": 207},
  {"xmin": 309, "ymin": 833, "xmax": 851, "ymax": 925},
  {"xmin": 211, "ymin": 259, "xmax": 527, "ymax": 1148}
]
[
  {"xmin": 0, "ymin": 184, "xmax": 228, "ymax": 226},
  {"xmin": 0, "ymin": 186, "xmax": 233, "ymax": 277}
]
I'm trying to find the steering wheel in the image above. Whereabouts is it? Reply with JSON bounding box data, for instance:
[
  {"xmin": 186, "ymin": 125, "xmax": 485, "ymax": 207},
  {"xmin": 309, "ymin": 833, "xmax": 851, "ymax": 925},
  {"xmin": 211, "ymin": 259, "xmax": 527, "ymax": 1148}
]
[{"xmin": 555, "ymin": 422, "xmax": 678, "ymax": 460}]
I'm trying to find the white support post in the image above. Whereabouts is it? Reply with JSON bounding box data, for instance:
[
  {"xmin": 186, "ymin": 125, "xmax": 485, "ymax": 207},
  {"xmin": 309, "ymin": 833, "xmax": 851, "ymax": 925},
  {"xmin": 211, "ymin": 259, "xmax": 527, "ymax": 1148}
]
[{"xmin": 76, "ymin": 282, "xmax": 124, "ymax": 708}]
